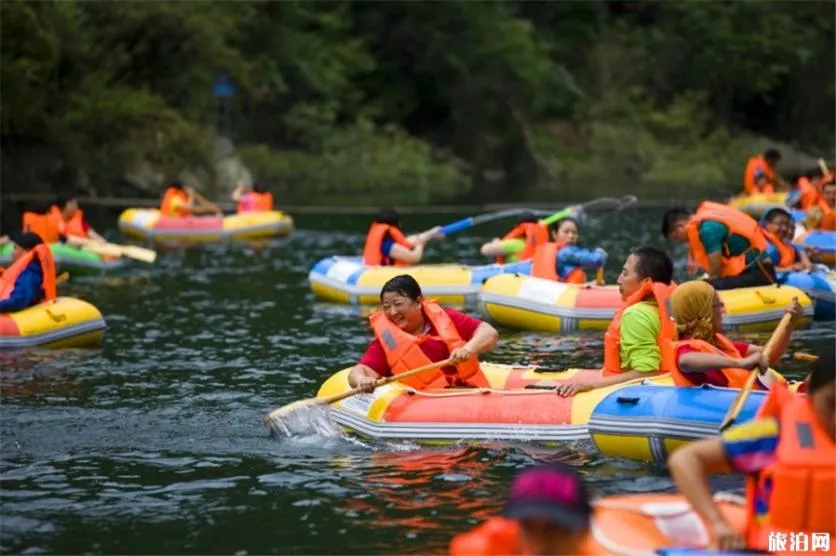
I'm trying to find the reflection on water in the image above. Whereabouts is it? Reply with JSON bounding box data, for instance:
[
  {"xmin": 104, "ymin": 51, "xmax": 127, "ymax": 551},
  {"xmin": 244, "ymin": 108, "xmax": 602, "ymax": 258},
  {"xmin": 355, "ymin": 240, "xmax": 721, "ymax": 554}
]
[{"xmin": 0, "ymin": 209, "xmax": 832, "ymax": 554}]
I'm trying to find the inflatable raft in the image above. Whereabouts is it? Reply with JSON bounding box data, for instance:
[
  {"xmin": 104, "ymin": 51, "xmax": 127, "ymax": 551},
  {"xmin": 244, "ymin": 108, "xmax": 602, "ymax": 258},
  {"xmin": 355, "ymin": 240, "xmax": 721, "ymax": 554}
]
[
  {"xmin": 588, "ymin": 382, "xmax": 804, "ymax": 464},
  {"xmin": 314, "ymin": 365, "xmax": 671, "ymax": 444},
  {"xmin": 728, "ymin": 192, "xmax": 788, "ymax": 217},
  {"xmin": 118, "ymin": 208, "xmax": 293, "ymax": 244},
  {"xmin": 589, "ymin": 493, "xmax": 747, "ymax": 555},
  {"xmin": 0, "ymin": 242, "xmax": 126, "ymax": 275},
  {"xmin": 309, "ymin": 256, "xmax": 533, "ymax": 305},
  {"xmin": 796, "ymin": 229, "xmax": 836, "ymax": 265},
  {"xmin": 779, "ymin": 266, "xmax": 836, "ymax": 320},
  {"xmin": 0, "ymin": 297, "xmax": 106, "ymax": 349},
  {"xmin": 478, "ymin": 274, "xmax": 814, "ymax": 333}
]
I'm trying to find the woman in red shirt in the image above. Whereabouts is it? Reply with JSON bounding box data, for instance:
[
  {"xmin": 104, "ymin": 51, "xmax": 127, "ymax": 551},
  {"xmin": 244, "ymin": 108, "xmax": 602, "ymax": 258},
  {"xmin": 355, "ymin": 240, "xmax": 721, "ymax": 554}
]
[{"xmin": 348, "ymin": 274, "xmax": 499, "ymax": 391}]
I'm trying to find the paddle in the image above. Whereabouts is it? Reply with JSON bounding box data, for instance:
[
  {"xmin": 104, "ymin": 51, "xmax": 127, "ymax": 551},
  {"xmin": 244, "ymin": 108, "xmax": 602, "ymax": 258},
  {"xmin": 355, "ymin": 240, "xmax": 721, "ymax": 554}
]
[
  {"xmin": 263, "ymin": 357, "xmax": 454, "ymax": 435},
  {"xmin": 189, "ymin": 189, "xmax": 223, "ymax": 216},
  {"xmin": 435, "ymin": 208, "xmax": 540, "ymax": 237},
  {"xmin": 539, "ymin": 195, "xmax": 638, "ymax": 226},
  {"xmin": 719, "ymin": 312, "xmax": 795, "ymax": 431},
  {"xmin": 56, "ymin": 272, "xmax": 70, "ymax": 285},
  {"xmin": 66, "ymin": 235, "xmax": 157, "ymax": 263},
  {"xmin": 818, "ymin": 158, "xmax": 830, "ymax": 177}
]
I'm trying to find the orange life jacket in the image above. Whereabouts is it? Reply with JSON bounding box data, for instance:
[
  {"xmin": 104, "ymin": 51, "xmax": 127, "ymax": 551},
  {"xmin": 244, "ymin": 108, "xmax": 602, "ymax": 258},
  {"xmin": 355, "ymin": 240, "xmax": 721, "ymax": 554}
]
[
  {"xmin": 369, "ymin": 300, "xmax": 488, "ymax": 390},
  {"xmin": 745, "ymin": 382, "xmax": 836, "ymax": 551},
  {"xmin": 602, "ymin": 280, "xmax": 676, "ymax": 376},
  {"xmin": 450, "ymin": 517, "xmax": 597, "ymax": 555},
  {"xmin": 160, "ymin": 187, "xmax": 190, "ymax": 217},
  {"xmin": 795, "ymin": 177, "xmax": 829, "ymax": 212},
  {"xmin": 685, "ymin": 202, "xmax": 768, "ymax": 277},
  {"xmin": 22, "ymin": 212, "xmax": 61, "ymax": 244},
  {"xmin": 362, "ymin": 223, "xmax": 414, "ymax": 266},
  {"xmin": 668, "ymin": 334, "xmax": 754, "ymax": 389},
  {"xmin": 761, "ymin": 228, "xmax": 796, "ymax": 268},
  {"xmin": 497, "ymin": 222, "xmax": 549, "ymax": 263},
  {"xmin": 819, "ymin": 210, "xmax": 836, "ymax": 231},
  {"xmin": 0, "ymin": 243, "xmax": 57, "ymax": 308},
  {"xmin": 743, "ymin": 155, "xmax": 776, "ymax": 195},
  {"xmin": 49, "ymin": 206, "xmax": 87, "ymax": 237},
  {"xmin": 237, "ymin": 191, "xmax": 274, "ymax": 213},
  {"xmin": 530, "ymin": 242, "xmax": 587, "ymax": 283}
]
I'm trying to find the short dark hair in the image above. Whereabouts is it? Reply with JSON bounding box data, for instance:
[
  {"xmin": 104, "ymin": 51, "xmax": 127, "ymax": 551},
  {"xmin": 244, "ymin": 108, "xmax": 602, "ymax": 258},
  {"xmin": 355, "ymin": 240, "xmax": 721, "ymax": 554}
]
[
  {"xmin": 170, "ymin": 180, "xmax": 184, "ymax": 190},
  {"xmin": 809, "ymin": 345, "xmax": 835, "ymax": 394},
  {"xmin": 10, "ymin": 231, "xmax": 44, "ymax": 250},
  {"xmin": 252, "ymin": 181, "xmax": 268, "ymax": 194},
  {"xmin": 763, "ymin": 207, "xmax": 792, "ymax": 223},
  {"xmin": 380, "ymin": 274, "xmax": 422, "ymax": 301},
  {"xmin": 548, "ymin": 217, "xmax": 579, "ymax": 236},
  {"xmin": 516, "ymin": 211, "xmax": 539, "ymax": 225},
  {"xmin": 661, "ymin": 208, "xmax": 691, "ymax": 237},
  {"xmin": 807, "ymin": 167, "xmax": 825, "ymax": 179},
  {"xmin": 629, "ymin": 245, "xmax": 673, "ymax": 284},
  {"xmin": 55, "ymin": 194, "xmax": 78, "ymax": 210},
  {"xmin": 25, "ymin": 202, "xmax": 52, "ymax": 215},
  {"xmin": 374, "ymin": 206, "xmax": 400, "ymax": 227},
  {"xmin": 764, "ymin": 149, "xmax": 781, "ymax": 163}
]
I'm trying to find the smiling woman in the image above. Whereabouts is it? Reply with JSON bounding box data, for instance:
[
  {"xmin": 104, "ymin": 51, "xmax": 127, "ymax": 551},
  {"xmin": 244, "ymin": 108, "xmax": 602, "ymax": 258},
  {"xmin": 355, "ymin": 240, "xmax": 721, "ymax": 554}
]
[{"xmin": 346, "ymin": 274, "xmax": 499, "ymax": 392}]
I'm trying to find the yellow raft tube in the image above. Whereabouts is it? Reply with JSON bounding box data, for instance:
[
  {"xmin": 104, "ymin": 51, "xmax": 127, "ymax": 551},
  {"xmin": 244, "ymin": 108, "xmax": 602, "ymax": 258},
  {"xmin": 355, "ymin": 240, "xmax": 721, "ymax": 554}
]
[
  {"xmin": 0, "ymin": 297, "xmax": 106, "ymax": 349},
  {"xmin": 479, "ymin": 274, "xmax": 814, "ymax": 333},
  {"xmin": 118, "ymin": 208, "xmax": 294, "ymax": 244},
  {"xmin": 313, "ymin": 364, "xmax": 672, "ymax": 445},
  {"xmin": 728, "ymin": 192, "xmax": 789, "ymax": 217}
]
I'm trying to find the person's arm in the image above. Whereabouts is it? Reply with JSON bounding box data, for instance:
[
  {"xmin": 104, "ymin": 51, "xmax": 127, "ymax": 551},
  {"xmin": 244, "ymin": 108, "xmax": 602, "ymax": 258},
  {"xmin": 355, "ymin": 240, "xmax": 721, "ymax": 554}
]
[
  {"xmin": 347, "ymin": 364, "xmax": 381, "ymax": 392},
  {"xmin": 557, "ymin": 246, "xmax": 607, "ymax": 270},
  {"xmin": 678, "ymin": 350, "xmax": 765, "ymax": 374},
  {"xmin": 668, "ymin": 438, "xmax": 742, "ymax": 550},
  {"xmin": 698, "ymin": 221, "xmax": 728, "ymax": 278},
  {"xmin": 231, "ymin": 181, "xmax": 245, "ymax": 202},
  {"xmin": 389, "ymin": 242, "xmax": 425, "ymax": 265},
  {"xmin": 795, "ymin": 245, "xmax": 813, "ymax": 271},
  {"xmin": 744, "ymin": 297, "xmax": 802, "ymax": 365},
  {"xmin": 450, "ymin": 322, "xmax": 498, "ymax": 363}
]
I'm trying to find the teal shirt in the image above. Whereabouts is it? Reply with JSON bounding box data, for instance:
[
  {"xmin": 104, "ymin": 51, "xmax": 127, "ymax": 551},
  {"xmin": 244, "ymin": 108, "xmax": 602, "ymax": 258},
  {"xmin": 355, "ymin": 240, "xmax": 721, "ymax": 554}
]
[{"xmin": 698, "ymin": 220, "xmax": 769, "ymax": 267}]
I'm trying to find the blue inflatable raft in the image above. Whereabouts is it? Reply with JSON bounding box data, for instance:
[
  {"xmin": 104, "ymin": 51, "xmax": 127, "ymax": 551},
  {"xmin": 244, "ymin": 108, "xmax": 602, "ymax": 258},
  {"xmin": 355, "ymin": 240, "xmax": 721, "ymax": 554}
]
[
  {"xmin": 778, "ymin": 266, "xmax": 836, "ymax": 320},
  {"xmin": 588, "ymin": 384, "xmax": 769, "ymax": 464}
]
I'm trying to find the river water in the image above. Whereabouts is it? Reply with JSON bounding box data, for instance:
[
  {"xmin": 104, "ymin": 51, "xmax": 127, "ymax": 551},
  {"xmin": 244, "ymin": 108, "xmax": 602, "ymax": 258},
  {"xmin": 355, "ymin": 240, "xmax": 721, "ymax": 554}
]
[{"xmin": 1, "ymin": 209, "xmax": 833, "ymax": 554}]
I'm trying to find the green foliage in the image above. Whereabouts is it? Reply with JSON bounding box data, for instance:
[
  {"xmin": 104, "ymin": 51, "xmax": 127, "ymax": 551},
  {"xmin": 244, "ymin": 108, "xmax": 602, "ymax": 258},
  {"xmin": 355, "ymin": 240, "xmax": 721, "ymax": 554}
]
[{"xmin": 1, "ymin": 0, "xmax": 833, "ymax": 201}]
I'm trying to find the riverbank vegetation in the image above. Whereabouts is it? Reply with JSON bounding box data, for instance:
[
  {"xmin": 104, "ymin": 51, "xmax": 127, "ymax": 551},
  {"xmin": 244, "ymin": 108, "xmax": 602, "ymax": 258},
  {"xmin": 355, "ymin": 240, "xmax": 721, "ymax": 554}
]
[{"xmin": 2, "ymin": 1, "xmax": 833, "ymax": 203}]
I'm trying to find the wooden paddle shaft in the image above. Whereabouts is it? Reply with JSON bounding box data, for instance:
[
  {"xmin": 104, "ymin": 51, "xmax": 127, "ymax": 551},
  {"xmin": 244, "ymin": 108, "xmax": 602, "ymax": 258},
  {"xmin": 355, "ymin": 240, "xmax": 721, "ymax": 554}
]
[
  {"xmin": 720, "ymin": 312, "xmax": 795, "ymax": 430},
  {"xmin": 319, "ymin": 357, "xmax": 455, "ymax": 405}
]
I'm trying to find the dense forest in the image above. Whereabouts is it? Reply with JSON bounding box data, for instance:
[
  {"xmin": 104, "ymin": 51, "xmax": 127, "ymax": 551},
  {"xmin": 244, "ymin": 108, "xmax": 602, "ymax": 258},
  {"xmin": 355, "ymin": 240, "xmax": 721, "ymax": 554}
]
[{"xmin": 2, "ymin": 1, "xmax": 834, "ymax": 204}]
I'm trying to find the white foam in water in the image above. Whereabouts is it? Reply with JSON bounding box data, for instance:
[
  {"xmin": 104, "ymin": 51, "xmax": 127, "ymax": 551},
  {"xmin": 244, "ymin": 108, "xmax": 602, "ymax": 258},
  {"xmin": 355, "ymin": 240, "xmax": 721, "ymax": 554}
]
[{"xmin": 269, "ymin": 405, "xmax": 344, "ymax": 439}]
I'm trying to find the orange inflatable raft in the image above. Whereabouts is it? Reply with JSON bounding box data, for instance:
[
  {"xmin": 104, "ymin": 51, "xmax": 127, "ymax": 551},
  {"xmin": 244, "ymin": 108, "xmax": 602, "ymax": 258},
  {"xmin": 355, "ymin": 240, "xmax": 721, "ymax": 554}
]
[{"xmin": 316, "ymin": 364, "xmax": 672, "ymax": 445}]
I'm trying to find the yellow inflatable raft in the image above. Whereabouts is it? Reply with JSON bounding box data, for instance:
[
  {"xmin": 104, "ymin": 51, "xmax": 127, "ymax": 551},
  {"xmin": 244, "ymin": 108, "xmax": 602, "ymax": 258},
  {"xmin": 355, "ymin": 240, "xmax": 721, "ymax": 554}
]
[
  {"xmin": 118, "ymin": 208, "xmax": 294, "ymax": 244},
  {"xmin": 0, "ymin": 297, "xmax": 106, "ymax": 349},
  {"xmin": 478, "ymin": 274, "xmax": 813, "ymax": 333},
  {"xmin": 309, "ymin": 256, "xmax": 532, "ymax": 305},
  {"xmin": 728, "ymin": 192, "xmax": 789, "ymax": 217},
  {"xmin": 313, "ymin": 364, "xmax": 672, "ymax": 445}
]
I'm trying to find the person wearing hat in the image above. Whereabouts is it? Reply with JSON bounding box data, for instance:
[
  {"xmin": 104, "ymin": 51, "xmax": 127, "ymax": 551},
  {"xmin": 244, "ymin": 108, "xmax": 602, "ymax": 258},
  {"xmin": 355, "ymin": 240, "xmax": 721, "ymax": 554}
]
[
  {"xmin": 450, "ymin": 464, "xmax": 593, "ymax": 555},
  {"xmin": 0, "ymin": 231, "xmax": 57, "ymax": 313}
]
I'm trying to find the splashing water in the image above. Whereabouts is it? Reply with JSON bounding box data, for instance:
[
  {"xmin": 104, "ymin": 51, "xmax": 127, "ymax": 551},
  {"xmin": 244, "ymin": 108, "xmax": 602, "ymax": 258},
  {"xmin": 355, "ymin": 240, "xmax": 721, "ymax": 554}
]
[{"xmin": 267, "ymin": 404, "xmax": 344, "ymax": 439}]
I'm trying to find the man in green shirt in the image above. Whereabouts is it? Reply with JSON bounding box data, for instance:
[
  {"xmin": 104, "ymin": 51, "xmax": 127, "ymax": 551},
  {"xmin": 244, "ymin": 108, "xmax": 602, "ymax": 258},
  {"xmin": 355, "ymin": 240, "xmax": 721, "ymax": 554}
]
[
  {"xmin": 661, "ymin": 207, "xmax": 775, "ymax": 290},
  {"xmin": 555, "ymin": 246, "xmax": 674, "ymax": 395}
]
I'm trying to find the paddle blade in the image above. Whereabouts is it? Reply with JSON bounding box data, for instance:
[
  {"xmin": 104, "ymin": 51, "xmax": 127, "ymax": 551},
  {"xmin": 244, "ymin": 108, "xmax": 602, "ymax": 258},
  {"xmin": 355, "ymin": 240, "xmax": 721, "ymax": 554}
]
[{"xmin": 263, "ymin": 399, "xmax": 342, "ymax": 438}]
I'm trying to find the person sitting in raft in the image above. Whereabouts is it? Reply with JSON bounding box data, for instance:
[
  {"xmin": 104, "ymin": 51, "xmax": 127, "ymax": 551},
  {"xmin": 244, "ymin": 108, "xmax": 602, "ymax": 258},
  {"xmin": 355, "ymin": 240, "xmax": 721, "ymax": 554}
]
[
  {"xmin": 669, "ymin": 280, "xmax": 802, "ymax": 390},
  {"xmin": 555, "ymin": 246, "xmax": 675, "ymax": 397},
  {"xmin": 742, "ymin": 148, "xmax": 789, "ymax": 195},
  {"xmin": 21, "ymin": 202, "xmax": 63, "ymax": 244},
  {"xmin": 668, "ymin": 346, "xmax": 835, "ymax": 552},
  {"xmin": 347, "ymin": 274, "xmax": 498, "ymax": 392},
  {"xmin": 662, "ymin": 203, "xmax": 775, "ymax": 290},
  {"xmin": 760, "ymin": 208, "xmax": 812, "ymax": 273},
  {"xmin": 480, "ymin": 212, "xmax": 549, "ymax": 263},
  {"xmin": 787, "ymin": 167, "xmax": 830, "ymax": 213},
  {"xmin": 49, "ymin": 194, "xmax": 106, "ymax": 242},
  {"xmin": 362, "ymin": 207, "xmax": 440, "ymax": 266},
  {"xmin": 530, "ymin": 217, "xmax": 608, "ymax": 283},
  {"xmin": 807, "ymin": 180, "xmax": 836, "ymax": 231},
  {"xmin": 450, "ymin": 463, "xmax": 593, "ymax": 556},
  {"xmin": 231, "ymin": 180, "xmax": 274, "ymax": 213},
  {"xmin": 0, "ymin": 232, "xmax": 57, "ymax": 313},
  {"xmin": 159, "ymin": 181, "xmax": 221, "ymax": 217}
]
